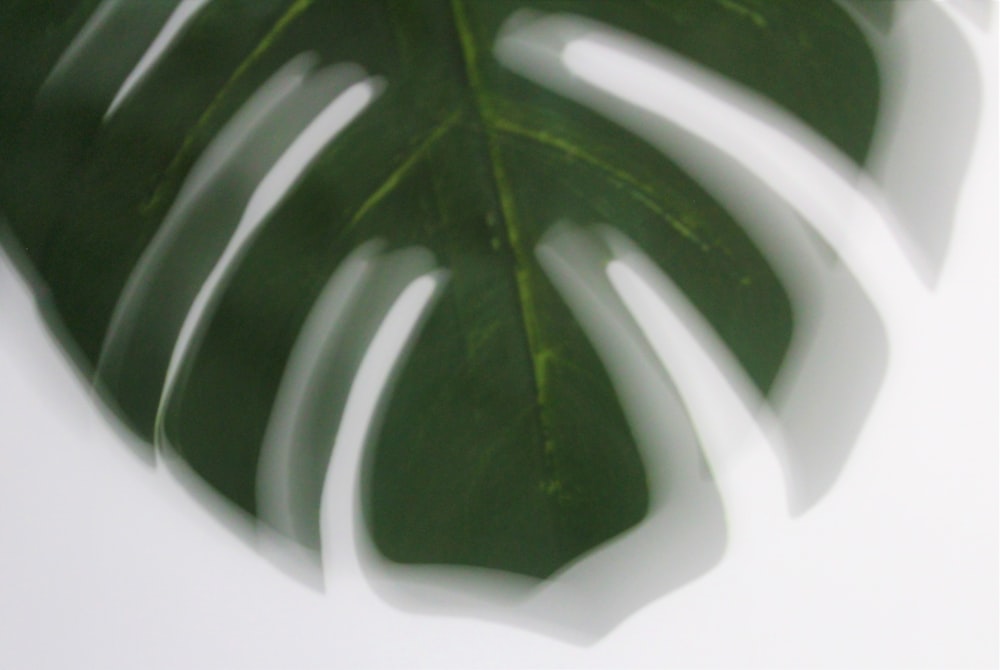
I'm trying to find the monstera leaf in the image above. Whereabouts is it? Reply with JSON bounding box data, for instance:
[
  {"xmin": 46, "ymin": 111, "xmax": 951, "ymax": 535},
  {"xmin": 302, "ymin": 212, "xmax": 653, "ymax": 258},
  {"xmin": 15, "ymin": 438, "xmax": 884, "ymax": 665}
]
[{"xmin": 0, "ymin": 0, "xmax": 886, "ymax": 583}]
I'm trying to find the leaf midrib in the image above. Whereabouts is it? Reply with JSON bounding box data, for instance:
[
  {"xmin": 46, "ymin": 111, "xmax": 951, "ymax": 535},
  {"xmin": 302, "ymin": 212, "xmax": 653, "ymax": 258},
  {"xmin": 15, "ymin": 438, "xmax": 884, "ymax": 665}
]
[{"xmin": 449, "ymin": 0, "xmax": 558, "ymax": 463}]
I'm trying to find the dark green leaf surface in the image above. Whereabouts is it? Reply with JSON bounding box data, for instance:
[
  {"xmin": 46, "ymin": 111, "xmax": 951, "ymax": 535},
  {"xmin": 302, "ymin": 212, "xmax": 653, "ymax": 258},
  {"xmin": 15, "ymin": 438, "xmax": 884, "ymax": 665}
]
[{"xmin": 0, "ymin": 0, "xmax": 879, "ymax": 578}]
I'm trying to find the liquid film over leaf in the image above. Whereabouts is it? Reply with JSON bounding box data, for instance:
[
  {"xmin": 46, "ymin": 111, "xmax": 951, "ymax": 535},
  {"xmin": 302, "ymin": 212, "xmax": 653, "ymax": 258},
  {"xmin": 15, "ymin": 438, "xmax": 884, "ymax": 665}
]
[{"xmin": 0, "ymin": 0, "xmax": 880, "ymax": 578}]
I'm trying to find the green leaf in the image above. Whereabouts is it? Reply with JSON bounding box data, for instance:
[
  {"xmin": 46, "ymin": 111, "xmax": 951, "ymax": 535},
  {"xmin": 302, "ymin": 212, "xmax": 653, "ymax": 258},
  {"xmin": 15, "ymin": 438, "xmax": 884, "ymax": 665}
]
[{"xmin": 0, "ymin": 0, "xmax": 879, "ymax": 579}]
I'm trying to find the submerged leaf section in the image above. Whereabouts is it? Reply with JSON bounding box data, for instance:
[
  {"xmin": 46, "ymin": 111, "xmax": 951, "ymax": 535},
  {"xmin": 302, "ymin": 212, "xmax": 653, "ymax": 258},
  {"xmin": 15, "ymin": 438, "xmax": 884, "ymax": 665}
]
[{"xmin": 0, "ymin": 0, "xmax": 881, "ymax": 580}]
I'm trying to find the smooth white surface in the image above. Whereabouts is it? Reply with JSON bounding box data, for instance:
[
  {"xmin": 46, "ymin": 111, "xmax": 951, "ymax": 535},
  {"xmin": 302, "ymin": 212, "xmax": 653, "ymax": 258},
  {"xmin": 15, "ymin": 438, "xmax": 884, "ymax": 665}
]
[
  {"xmin": 1, "ymin": 10, "xmax": 996, "ymax": 670},
  {"xmin": 607, "ymin": 258, "xmax": 788, "ymax": 548},
  {"xmin": 105, "ymin": 0, "xmax": 212, "ymax": 119}
]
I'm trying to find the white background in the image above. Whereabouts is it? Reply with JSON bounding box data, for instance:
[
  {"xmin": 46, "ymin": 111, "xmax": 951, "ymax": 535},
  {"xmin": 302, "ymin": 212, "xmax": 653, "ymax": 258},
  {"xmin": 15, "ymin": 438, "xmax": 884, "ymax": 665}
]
[{"xmin": 1, "ymin": 6, "xmax": 997, "ymax": 669}]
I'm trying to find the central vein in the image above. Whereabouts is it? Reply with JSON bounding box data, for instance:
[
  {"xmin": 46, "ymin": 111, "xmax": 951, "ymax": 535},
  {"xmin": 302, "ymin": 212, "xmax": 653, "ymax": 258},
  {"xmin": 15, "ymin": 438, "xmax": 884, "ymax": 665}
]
[{"xmin": 449, "ymin": 0, "xmax": 557, "ymax": 458}]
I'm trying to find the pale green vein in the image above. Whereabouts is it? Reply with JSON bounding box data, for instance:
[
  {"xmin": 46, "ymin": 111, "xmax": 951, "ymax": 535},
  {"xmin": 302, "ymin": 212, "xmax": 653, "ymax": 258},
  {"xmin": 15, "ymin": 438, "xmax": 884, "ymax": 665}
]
[
  {"xmin": 717, "ymin": 0, "xmax": 768, "ymax": 28},
  {"xmin": 342, "ymin": 110, "xmax": 461, "ymax": 237},
  {"xmin": 450, "ymin": 0, "xmax": 559, "ymax": 463},
  {"xmin": 141, "ymin": 0, "xmax": 316, "ymax": 216},
  {"xmin": 492, "ymin": 118, "xmax": 709, "ymax": 249}
]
